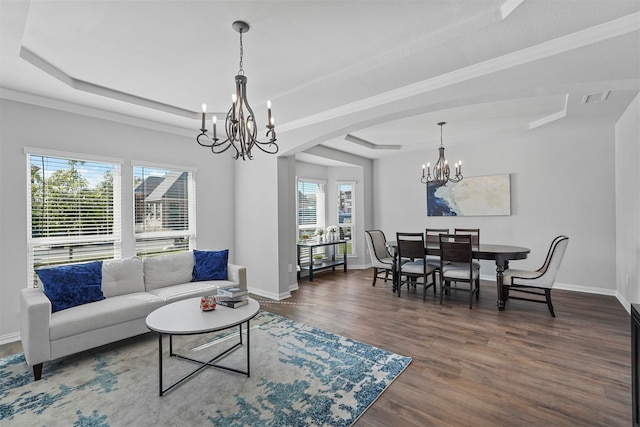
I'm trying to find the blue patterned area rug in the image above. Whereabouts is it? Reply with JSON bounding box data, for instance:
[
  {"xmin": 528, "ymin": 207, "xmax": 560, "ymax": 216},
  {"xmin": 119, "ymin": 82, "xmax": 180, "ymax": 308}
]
[{"xmin": 0, "ymin": 311, "xmax": 410, "ymax": 426}]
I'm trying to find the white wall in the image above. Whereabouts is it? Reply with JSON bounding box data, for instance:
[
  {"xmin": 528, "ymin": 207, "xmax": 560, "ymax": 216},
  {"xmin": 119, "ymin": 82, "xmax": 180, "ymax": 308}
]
[
  {"xmin": 615, "ymin": 93, "xmax": 640, "ymax": 309},
  {"xmin": 373, "ymin": 121, "xmax": 617, "ymax": 293},
  {"xmin": 0, "ymin": 99, "xmax": 236, "ymax": 342}
]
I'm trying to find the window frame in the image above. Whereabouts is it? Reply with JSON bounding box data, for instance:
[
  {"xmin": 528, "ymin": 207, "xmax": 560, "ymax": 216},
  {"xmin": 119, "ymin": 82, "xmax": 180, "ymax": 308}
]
[
  {"xmin": 132, "ymin": 161, "xmax": 197, "ymax": 258},
  {"xmin": 296, "ymin": 178, "xmax": 326, "ymax": 239},
  {"xmin": 336, "ymin": 181, "xmax": 356, "ymax": 257},
  {"xmin": 25, "ymin": 147, "xmax": 123, "ymax": 287}
]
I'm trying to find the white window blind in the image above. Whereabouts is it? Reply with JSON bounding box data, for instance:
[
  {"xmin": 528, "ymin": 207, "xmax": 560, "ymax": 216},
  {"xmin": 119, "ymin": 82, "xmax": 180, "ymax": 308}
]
[
  {"xmin": 26, "ymin": 151, "xmax": 122, "ymax": 286},
  {"xmin": 134, "ymin": 164, "xmax": 196, "ymax": 257},
  {"xmin": 297, "ymin": 179, "xmax": 325, "ymax": 238}
]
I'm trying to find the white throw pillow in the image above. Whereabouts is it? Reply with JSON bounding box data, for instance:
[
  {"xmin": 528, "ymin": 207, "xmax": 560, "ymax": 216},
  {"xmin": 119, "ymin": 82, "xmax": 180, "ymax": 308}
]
[
  {"xmin": 102, "ymin": 257, "xmax": 145, "ymax": 298},
  {"xmin": 143, "ymin": 252, "xmax": 194, "ymax": 291}
]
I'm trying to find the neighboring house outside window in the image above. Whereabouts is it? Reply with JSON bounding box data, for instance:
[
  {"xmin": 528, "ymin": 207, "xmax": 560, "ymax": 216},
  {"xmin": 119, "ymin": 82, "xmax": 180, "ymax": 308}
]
[
  {"xmin": 133, "ymin": 163, "xmax": 196, "ymax": 257},
  {"xmin": 26, "ymin": 149, "xmax": 122, "ymax": 286}
]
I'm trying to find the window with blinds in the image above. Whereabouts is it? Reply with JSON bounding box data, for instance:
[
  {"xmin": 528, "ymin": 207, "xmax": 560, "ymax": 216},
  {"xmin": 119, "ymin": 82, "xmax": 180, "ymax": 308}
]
[
  {"xmin": 26, "ymin": 151, "xmax": 122, "ymax": 286},
  {"xmin": 337, "ymin": 182, "xmax": 355, "ymax": 256},
  {"xmin": 297, "ymin": 179, "xmax": 325, "ymax": 238},
  {"xmin": 133, "ymin": 164, "xmax": 196, "ymax": 257}
]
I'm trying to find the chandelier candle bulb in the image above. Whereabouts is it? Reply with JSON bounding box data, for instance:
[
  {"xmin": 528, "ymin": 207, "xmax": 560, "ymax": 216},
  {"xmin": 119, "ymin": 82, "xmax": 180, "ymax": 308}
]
[
  {"xmin": 201, "ymin": 103, "xmax": 207, "ymax": 130},
  {"xmin": 267, "ymin": 100, "xmax": 272, "ymax": 126},
  {"xmin": 231, "ymin": 94, "xmax": 237, "ymax": 121},
  {"xmin": 212, "ymin": 115, "xmax": 217, "ymax": 139}
]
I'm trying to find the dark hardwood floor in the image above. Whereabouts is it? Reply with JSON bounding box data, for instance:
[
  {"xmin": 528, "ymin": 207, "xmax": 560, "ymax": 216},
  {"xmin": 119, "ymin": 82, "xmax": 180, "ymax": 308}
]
[
  {"xmin": 258, "ymin": 268, "xmax": 631, "ymax": 427},
  {"xmin": 1, "ymin": 268, "xmax": 630, "ymax": 426}
]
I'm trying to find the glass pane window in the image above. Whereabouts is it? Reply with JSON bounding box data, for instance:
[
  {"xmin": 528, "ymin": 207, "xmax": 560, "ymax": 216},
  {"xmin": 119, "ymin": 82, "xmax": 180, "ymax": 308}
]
[
  {"xmin": 337, "ymin": 182, "xmax": 355, "ymax": 256},
  {"xmin": 134, "ymin": 165, "xmax": 196, "ymax": 257},
  {"xmin": 297, "ymin": 179, "xmax": 325, "ymax": 239},
  {"xmin": 27, "ymin": 152, "xmax": 122, "ymax": 285}
]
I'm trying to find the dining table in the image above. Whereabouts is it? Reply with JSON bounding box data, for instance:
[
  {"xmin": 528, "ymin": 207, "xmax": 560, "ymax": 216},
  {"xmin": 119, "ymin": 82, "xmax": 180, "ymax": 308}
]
[{"xmin": 387, "ymin": 241, "xmax": 530, "ymax": 311}]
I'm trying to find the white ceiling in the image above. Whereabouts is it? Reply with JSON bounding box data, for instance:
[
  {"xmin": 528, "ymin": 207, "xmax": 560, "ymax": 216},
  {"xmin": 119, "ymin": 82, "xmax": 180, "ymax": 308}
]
[{"xmin": 1, "ymin": 1, "xmax": 639, "ymax": 165}]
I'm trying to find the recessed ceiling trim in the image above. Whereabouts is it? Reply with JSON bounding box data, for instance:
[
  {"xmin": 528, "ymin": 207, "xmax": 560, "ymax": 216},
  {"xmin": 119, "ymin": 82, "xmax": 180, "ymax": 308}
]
[
  {"xmin": 19, "ymin": 46, "xmax": 199, "ymax": 119},
  {"xmin": 529, "ymin": 94, "xmax": 569, "ymax": 129},
  {"xmin": 345, "ymin": 134, "xmax": 401, "ymax": 150},
  {"xmin": 500, "ymin": 0, "xmax": 525, "ymax": 20},
  {"xmin": 1, "ymin": 87, "xmax": 193, "ymax": 137},
  {"xmin": 278, "ymin": 12, "xmax": 639, "ymax": 134}
]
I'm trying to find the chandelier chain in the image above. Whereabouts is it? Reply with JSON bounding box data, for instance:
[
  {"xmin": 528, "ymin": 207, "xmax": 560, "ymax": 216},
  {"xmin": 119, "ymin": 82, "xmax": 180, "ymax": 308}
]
[{"xmin": 238, "ymin": 29, "xmax": 244, "ymax": 75}]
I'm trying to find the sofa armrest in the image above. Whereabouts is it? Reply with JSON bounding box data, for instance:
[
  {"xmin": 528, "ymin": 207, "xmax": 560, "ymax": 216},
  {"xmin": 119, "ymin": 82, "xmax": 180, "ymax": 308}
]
[
  {"xmin": 227, "ymin": 264, "xmax": 247, "ymax": 289},
  {"xmin": 20, "ymin": 287, "xmax": 52, "ymax": 366}
]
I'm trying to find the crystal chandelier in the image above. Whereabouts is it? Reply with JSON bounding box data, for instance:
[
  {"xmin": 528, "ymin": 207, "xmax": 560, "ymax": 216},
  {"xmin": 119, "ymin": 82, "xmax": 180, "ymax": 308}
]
[
  {"xmin": 197, "ymin": 21, "xmax": 278, "ymax": 160},
  {"xmin": 420, "ymin": 122, "xmax": 462, "ymax": 186}
]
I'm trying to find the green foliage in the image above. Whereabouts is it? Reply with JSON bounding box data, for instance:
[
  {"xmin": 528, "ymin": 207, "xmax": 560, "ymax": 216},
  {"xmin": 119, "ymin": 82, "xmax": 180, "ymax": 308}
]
[{"xmin": 31, "ymin": 160, "xmax": 114, "ymax": 238}]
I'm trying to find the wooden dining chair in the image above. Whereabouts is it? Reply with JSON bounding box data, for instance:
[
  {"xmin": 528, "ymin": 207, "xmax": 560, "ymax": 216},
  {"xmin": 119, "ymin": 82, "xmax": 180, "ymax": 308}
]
[
  {"xmin": 425, "ymin": 228, "xmax": 449, "ymax": 269},
  {"xmin": 439, "ymin": 233, "xmax": 480, "ymax": 309},
  {"xmin": 365, "ymin": 230, "xmax": 394, "ymax": 286},
  {"xmin": 502, "ymin": 236, "xmax": 569, "ymax": 317},
  {"xmin": 396, "ymin": 232, "xmax": 437, "ymax": 300},
  {"xmin": 455, "ymin": 228, "xmax": 481, "ymax": 269}
]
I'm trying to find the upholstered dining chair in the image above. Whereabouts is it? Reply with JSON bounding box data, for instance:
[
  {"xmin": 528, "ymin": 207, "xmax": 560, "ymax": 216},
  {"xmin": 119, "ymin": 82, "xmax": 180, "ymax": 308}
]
[
  {"xmin": 396, "ymin": 232, "xmax": 437, "ymax": 300},
  {"xmin": 365, "ymin": 230, "xmax": 394, "ymax": 286},
  {"xmin": 425, "ymin": 228, "xmax": 449, "ymax": 269},
  {"xmin": 439, "ymin": 233, "xmax": 480, "ymax": 309},
  {"xmin": 502, "ymin": 235, "xmax": 569, "ymax": 317}
]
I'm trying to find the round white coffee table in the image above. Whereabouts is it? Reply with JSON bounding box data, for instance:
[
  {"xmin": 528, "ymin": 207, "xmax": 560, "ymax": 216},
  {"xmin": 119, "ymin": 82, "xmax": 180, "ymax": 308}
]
[{"xmin": 146, "ymin": 297, "xmax": 260, "ymax": 396}]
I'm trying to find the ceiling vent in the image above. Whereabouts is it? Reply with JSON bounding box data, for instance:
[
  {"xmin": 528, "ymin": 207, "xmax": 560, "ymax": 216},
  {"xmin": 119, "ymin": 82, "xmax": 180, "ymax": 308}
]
[{"xmin": 582, "ymin": 90, "xmax": 610, "ymax": 104}]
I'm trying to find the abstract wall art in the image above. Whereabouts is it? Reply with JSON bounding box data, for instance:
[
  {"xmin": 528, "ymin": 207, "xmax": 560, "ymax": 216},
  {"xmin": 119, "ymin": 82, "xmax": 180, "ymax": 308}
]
[{"xmin": 427, "ymin": 174, "xmax": 511, "ymax": 216}]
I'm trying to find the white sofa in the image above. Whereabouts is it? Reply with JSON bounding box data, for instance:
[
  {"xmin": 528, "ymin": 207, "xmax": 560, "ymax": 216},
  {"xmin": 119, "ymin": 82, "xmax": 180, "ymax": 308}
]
[{"xmin": 20, "ymin": 251, "xmax": 246, "ymax": 380}]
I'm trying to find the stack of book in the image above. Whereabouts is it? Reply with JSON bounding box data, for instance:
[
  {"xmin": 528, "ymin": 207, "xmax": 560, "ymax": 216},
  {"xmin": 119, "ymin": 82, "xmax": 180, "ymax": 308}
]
[{"xmin": 216, "ymin": 286, "xmax": 249, "ymax": 308}]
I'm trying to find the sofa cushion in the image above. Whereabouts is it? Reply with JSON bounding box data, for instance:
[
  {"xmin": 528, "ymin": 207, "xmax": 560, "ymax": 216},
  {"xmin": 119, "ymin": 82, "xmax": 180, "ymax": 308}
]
[
  {"xmin": 192, "ymin": 249, "xmax": 229, "ymax": 281},
  {"xmin": 49, "ymin": 292, "xmax": 164, "ymax": 340},
  {"xmin": 102, "ymin": 257, "xmax": 145, "ymax": 298},
  {"xmin": 149, "ymin": 281, "xmax": 222, "ymax": 304},
  {"xmin": 37, "ymin": 261, "xmax": 104, "ymax": 313},
  {"xmin": 143, "ymin": 252, "xmax": 194, "ymax": 291}
]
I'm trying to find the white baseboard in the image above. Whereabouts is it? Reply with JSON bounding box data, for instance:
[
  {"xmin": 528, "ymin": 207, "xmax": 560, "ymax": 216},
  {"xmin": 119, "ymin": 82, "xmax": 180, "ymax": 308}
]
[
  {"xmin": 248, "ymin": 286, "xmax": 291, "ymax": 301},
  {"xmin": 553, "ymin": 282, "xmax": 617, "ymax": 296},
  {"xmin": 0, "ymin": 331, "xmax": 20, "ymax": 345},
  {"xmin": 616, "ymin": 290, "xmax": 632, "ymax": 314}
]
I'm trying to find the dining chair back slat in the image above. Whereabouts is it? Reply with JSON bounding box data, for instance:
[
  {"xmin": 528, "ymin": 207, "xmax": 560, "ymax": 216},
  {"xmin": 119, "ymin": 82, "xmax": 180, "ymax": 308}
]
[
  {"xmin": 425, "ymin": 228, "xmax": 449, "ymax": 244},
  {"xmin": 454, "ymin": 228, "xmax": 480, "ymax": 245},
  {"xmin": 440, "ymin": 235, "xmax": 473, "ymax": 264},
  {"xmin": 397, "ymin": 233, "xmax": 427, "ymax": 260}
]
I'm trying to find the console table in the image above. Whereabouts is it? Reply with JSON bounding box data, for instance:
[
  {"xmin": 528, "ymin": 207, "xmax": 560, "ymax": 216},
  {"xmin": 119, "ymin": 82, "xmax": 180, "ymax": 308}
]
[{"xmin": 297, "ymin": 239, "xmax": 348, "ymax": 281}]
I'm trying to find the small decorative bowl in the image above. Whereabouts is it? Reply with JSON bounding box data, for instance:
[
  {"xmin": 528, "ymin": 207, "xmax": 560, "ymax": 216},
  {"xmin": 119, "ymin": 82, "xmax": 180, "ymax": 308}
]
[{"xmin": 200, "ymin": 295, "xmax": 217, "ymax": 311}]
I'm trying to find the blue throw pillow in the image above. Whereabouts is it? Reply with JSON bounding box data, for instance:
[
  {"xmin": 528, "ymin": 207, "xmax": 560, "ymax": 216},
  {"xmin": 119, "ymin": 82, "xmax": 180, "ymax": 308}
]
[
  {"xmin": 37, "ymin": 261, "xmax": 104, "ymax": 313},
  {"xmin": 192, "ymin": 249, "xmax": 228, "ymax": 281}
]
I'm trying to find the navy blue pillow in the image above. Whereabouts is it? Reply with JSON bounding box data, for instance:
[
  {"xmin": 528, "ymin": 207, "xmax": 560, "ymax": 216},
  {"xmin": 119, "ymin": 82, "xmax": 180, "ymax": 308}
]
[
  {"xmin": 192, "ymin": 249, "xmax": 228, "ymax": 281},
  {"xmin": 37, "ymin": 261, "xmax": 104, "ymax": 313}
]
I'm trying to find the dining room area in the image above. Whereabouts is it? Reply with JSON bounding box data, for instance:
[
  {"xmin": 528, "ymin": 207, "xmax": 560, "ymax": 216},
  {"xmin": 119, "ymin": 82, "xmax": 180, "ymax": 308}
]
[{"xmin": 366, "ymin": 227, "xmax": 568, "ymax": 316}]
